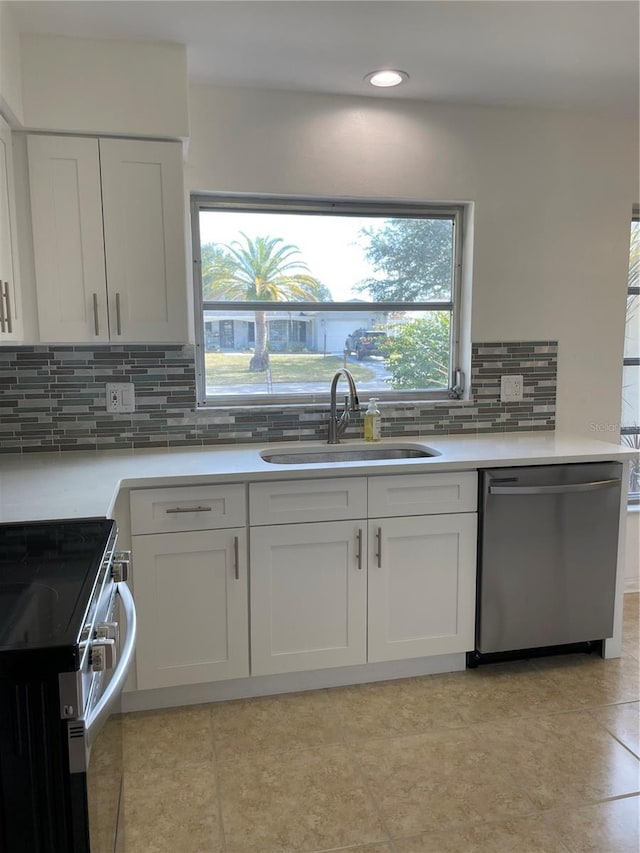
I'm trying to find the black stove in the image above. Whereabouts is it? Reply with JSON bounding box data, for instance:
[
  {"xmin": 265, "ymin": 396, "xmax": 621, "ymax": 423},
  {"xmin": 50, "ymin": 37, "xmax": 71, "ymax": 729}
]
[
  {"xmin": 0, "ymin": 516, "xmax": 133, "ymax": 853},
  {"xmin": 0, "ymin": 518, "xmax": 116, "ymax": 676}
]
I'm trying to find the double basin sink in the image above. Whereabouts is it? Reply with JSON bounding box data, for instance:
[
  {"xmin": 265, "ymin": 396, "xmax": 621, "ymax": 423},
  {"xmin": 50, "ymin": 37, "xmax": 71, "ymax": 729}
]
[{"xmin": 261, "ymin": 445, "xmax": 439, "ymax": 465}]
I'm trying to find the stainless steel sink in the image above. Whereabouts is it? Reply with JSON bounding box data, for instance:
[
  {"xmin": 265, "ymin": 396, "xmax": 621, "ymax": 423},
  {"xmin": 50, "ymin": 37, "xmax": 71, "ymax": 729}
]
[{"xmin": 260, "ymin": 446, "xmax": 439, "ymax": 464}]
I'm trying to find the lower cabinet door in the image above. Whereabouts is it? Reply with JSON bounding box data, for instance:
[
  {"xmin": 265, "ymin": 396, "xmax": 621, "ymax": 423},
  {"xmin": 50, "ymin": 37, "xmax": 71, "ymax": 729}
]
[
  {"xmin": 368, "ymin": 513, "xmax": 477, "ymax": 662},
  {"xmin": 250, "ymin": 521, "xmax": 367, "ymax": 676},
  {"xmin": 132, "ymin": 528, "xmax": 249, "ymax": 689}
]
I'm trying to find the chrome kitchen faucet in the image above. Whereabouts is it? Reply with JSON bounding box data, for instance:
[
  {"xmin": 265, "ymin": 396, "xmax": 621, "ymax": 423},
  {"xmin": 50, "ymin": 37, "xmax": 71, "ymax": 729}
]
[{"xmin": 327, "ymin": 368, "xmax": 360, "ymax": 444}]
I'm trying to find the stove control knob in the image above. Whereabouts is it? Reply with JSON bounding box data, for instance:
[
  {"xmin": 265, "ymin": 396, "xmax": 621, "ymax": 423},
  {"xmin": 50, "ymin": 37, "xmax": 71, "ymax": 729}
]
[
  {"xmin": 95, "ymin": 621, "xmax": 119, "ymax": 643},
  {"xmin": 91, "ymin": 639, "xmax": 117, "ymax": 672},
  {"xmin": 112, "ymin": 551, "xmax": 131, "ymax": 583}
]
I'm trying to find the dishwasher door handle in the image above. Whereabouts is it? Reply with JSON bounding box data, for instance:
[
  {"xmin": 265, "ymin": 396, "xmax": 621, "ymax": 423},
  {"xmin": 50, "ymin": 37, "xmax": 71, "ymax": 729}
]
[{"xmin": 488, "ymin": 478, "xmax": 621, "ymax": 496}]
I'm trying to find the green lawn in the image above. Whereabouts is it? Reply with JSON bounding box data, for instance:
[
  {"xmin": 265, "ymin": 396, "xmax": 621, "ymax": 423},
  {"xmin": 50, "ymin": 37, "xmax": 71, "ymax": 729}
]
[{"xmin": 205, "ymin": 352, "xmax": 378, "ymax": 386}]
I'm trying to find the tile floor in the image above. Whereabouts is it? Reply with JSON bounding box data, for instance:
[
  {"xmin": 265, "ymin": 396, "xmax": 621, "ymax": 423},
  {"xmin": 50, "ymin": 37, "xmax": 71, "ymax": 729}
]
[{"xmin": 122, "ymin": 594, "xmax": 640, "ymax": 852}]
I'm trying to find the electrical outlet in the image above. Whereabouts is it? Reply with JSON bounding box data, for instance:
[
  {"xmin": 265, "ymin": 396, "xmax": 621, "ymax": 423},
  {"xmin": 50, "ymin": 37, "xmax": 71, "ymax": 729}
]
[
  {"xmin": 106, "ymin": 383, "xmax": 135, "ymax": 413},
  {"xmin": 500, "ymin": 374, "xmax": 524, "ymax": 402}
]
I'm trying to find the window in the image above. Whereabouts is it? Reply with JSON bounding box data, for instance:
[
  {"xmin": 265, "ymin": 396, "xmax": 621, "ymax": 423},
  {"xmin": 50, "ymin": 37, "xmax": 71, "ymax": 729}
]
[
  {"xmin": 191, "ymin": 196, "xmax": 464, "ymax": 406},
  {"xmin": 622, "ymin": 209, "xmax": 640, "ymax": 502}
]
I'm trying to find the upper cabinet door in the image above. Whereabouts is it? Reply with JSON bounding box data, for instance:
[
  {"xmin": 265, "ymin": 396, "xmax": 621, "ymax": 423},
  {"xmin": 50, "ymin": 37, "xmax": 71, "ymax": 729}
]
[
  {"xmin": 0, "ymin": 117, "xmax": 22, "ymax": 341},
  {"xmin": 99, "ymin": 138, "xmax": 187, "ymax": 342},
  {"xmin": 27, "ymin": 135, "xmax": 109, "ymax": 342}
]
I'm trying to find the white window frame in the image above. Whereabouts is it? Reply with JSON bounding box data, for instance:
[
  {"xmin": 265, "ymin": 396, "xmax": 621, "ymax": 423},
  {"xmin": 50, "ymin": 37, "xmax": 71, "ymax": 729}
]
[
  {"xmin": 622, "ymin": 207, "xmax": 640, "ymax": 504},
  {"xmin": 191, "ymin": 194, "xmax": 465, "ymax": 408}
]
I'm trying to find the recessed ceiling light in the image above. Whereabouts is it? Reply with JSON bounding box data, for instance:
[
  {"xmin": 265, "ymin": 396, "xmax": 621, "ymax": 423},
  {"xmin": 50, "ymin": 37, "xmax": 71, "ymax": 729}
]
[{"xmin": 364, "ymin": 69, "xmax": 409, "ymax": 88}]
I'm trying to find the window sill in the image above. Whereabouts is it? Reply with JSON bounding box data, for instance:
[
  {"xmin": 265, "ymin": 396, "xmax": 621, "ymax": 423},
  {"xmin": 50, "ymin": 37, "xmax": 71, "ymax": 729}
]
[{"xmin": 194, "ymin": 397, "xmax": 476, "ymax": 416}]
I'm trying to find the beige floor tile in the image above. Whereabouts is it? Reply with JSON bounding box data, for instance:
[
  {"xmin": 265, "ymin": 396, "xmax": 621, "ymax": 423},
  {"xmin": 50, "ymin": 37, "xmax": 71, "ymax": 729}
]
[
  {"xmin": 623, "ymin": 593, "xmax": 639, "ymax": 636},
  {"xmin": 543, "ymin": 795, "xmax": 640, "ymax": 853},
  {"xmin": 322, "ymin": 846, "xmax": 393, "ymax": 853},
  {"xmin": 328, "ymin": 663, "xmax": 578, "ymax": 741},
  {"xmin": 123, "ymin": 704, "xmax": 214, "ymax": 773},
  {"xmin": 476, "ymin": 711, "xmax": 640, "ymax": 811},
  {"xmin": 217, "ymin": 744, "xmax": 387, "ymax": 853},
  {"xmin": 393, "ymin": 814, "xmax": 568, "ymax": 852},
  {"xmin": 622, "ymin": 635, "xmax": 639, "ymax": 660},
  {"xmin": 590, "ymin": 701, "xmax": 640, "ymax": 758},
  {"xmin": 532, "ymin": 653, "xmax": 640, "ymax": 706},
  {"xmin": 123, "ymin": 765, "xmax": 221, "ymax": 853},
  {"xmin": 326, "ymin": 676, "xmax": 469, "ymax": 741},
  {"xmin": 210, "ymin": 689, "xmax": 342, "ymax": 758},
  {"xmin": 353, "ymin": 727, "xmax": 535, "ymax": 837},
  {"xmin": 430, "ymin": 661, "xmax": 580, "ymax": 723}
]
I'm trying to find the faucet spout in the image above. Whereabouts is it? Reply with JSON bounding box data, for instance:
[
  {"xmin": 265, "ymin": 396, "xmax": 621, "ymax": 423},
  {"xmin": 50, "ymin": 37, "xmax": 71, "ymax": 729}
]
[{"xmin": 328, "ymin": 369, "xmax": 360, "ymax": 444}]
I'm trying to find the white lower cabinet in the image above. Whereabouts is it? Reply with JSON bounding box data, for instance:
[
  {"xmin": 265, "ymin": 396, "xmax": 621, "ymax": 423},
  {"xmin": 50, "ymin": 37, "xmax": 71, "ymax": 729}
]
[
  {"xmin": 130, "ymin": 472, "xmax": 478, "ymax": 693},
  {"xmin": 367, "ymin": 513, "xmax": 477, "ymax": 662},
  {"xmin": 132, "ymin": 528, "xmax": 249, "ymax": 689},
  {"xmin": 249, "ymin": 513, "xmax": 477, "ymax": 676},
  {"xmin": 250, "ymin": 520, "xmax": 367, "ymax": 675}
]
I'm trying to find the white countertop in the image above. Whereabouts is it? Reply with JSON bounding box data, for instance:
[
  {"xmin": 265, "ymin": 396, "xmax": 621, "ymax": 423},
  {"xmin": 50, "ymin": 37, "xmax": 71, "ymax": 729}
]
[{"xmin": 0, "ymin": 431, "xmax": 635, "ymax": 523}]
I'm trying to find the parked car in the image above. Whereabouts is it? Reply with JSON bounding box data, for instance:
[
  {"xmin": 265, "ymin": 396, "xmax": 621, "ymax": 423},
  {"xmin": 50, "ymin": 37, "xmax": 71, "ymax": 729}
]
[{"xmin": 345, "ymin": 328, "xmax": 388, "ymax": 359}]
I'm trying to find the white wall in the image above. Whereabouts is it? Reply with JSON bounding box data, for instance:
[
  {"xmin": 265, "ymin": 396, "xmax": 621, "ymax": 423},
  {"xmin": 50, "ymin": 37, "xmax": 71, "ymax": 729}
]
[
  {"xmin": 19, "ymin": 35, "xmax": 189, "ymax": 138},
  {"xmin": 0, "ymin": 2, "xmax": 23, "ymax": 124},
  {"xmin": 185, "ymin": 85, "xmax": 638, "ymax": 438},
  {"xmin": 626, "ymin": 510, "xmax": 640, "ymax": 592}
]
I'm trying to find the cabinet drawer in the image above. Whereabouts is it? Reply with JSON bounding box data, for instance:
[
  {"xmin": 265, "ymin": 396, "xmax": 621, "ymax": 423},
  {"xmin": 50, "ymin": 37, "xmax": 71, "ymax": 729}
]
[
  {"xmin": 368, "ymin": 472, "xmax": 477, "ymax": 517},
  {"xmin": 130, "ymin": 484, "xmax": 246, "ymax": 534},
  {"xmin": 249, "ymin": 477, "xmax": 367, "ymax": 526}
]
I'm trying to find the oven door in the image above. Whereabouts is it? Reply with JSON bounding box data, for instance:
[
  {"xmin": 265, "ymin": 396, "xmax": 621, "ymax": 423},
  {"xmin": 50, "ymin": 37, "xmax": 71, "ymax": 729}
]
[{"xmin": 68, "ymin": 582, "xmax": 137, "ymax": 853}]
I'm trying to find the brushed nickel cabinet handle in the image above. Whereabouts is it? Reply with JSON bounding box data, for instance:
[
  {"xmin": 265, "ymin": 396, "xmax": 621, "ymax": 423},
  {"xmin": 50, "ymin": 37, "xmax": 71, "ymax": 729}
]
[
  {"xmin": 4, "ymin": 283, "xmax": 11, "ymax": 334},
  {"xmin": 356, "ymin": 527, "xmax": 363, "ymax": 570},
  {"xmin": 376, "ymin": 526, "xmax": 382, "ymax": 568},
  {"xmin": 165, "ymin": 506, "xmax": 213, "ymax": 514},
  {"xmin": 234, "ymin": 536, "xmax": 240, "ymax": 580},
  {"xmin": 0, "ymin": 282, "xmax": 6, "ymax": 333},
  {"xmin": 92, "ymin": 292, "xmax": 100, "ymax": 336},
  {"xmin": 115, "ymin": 292, "xmax": 122, "ymax": 335}
]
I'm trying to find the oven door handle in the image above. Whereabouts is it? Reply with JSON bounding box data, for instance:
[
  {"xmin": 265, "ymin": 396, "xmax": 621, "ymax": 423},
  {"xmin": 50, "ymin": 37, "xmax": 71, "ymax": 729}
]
[{"xmin": 85, "ymin": 582, "xmax": 137, "ymax": 745}]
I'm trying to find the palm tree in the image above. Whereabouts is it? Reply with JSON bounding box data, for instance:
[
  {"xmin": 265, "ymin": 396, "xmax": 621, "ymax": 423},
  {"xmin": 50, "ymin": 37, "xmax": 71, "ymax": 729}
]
[{"xmin": 204, "ymin": 234, "xmax": 321, "ymax": 371}]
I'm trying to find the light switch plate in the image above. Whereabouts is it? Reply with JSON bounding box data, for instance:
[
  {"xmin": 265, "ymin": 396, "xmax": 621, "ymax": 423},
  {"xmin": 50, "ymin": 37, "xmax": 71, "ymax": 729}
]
[
  {"xmin": 500, "ymin": 374, "xmax": 524, "ymax": 402},
  {"xmin": 106, "ymin": 383, "xmax": 135, "ymax": 413}
]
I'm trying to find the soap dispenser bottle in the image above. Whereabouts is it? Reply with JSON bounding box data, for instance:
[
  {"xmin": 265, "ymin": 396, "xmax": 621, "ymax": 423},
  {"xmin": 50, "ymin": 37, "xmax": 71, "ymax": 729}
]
[{"xmin": 364, "ymin": 398, "xmax": 381, "ymax": 442}]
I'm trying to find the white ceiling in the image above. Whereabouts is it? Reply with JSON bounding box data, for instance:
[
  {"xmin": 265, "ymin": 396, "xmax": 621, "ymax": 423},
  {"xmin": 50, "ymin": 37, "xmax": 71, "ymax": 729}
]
[{"xmin": 8, "ymin": 0, "xmax": 640, "ymax": 114}]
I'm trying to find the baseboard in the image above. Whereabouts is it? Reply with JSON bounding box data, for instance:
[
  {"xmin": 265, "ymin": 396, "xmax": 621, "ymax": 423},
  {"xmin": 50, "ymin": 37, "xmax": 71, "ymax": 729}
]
[
  {"xmin": 624, "ymin": 579, "xmax": 640, "ymax": 593},
  {"xmin": 121, "ymin": 652, "xmax": 466, "ymax": 713}
]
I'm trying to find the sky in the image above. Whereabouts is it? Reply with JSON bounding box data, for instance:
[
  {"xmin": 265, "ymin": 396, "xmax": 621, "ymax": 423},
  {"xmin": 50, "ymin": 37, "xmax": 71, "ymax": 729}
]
[{"xmin": 199, "ymin": 210, "xmax": 384, "ymax": 301}]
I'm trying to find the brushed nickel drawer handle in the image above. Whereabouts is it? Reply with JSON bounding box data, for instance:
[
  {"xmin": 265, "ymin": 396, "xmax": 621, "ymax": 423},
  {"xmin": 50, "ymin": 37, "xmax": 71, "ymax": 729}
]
[
  {"xmin": 356, "ymin": 527, "xmax": 363, "ymax": 570},
  {"xmin": 234, "ymin": 535, "xmax": 240, "ymax": 580},
  {"xmin": 165, "ymin": 506, "xmax": 213, "ymax": 514},
  {"xmin": 376, "ymin": 526, "xmax": 382, "ymax": 568}
]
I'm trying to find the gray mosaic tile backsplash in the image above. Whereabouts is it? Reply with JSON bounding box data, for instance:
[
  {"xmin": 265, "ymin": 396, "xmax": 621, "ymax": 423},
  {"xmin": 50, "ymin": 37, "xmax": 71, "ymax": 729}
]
[{"xmin": 0, "ymin": 342, "xmax": 556, "ymax": 453}]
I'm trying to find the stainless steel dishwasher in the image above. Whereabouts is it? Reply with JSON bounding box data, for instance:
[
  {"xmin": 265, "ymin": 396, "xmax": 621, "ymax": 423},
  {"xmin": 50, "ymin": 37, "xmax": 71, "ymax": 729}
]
[{"xmin": 474, "ymin": 462, "xmax": 623, "ymax": 661}]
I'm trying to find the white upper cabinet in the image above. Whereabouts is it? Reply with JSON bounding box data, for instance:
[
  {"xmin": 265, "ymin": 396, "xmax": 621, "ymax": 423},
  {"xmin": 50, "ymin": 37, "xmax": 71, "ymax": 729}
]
[
  {"xmin": 99, "ymin": 139, "xmax": 187, "ymax": 342},
  {"xmin": 0, "ymin": 115, "xmax": 23, "ymax": 341},
  {"xmin": 27, "ymin": 134, "xmax": 187, "ymax": 343},
  {"xmin": 27, "ymin": 135, "xmax": 108, "ymax": 342}
]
